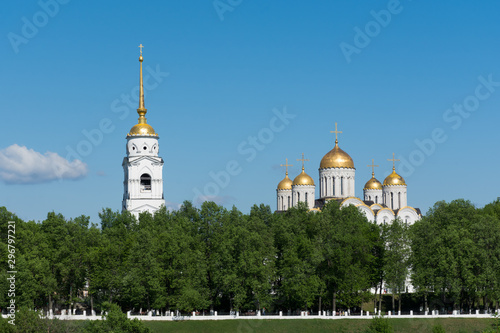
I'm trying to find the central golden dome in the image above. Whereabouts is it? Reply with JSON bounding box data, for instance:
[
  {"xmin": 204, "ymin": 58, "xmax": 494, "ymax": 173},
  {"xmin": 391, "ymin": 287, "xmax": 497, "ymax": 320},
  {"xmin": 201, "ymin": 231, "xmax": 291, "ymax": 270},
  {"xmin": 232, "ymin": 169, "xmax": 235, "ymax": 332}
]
[
  {"xmin": 320, "ymin": 141, "xmax": 355, "ymax": 169},
  {"xmin": 364, "ymin": 175, "xmax": 382, "ymax": 190},
  {"xmin": 383, "ymin": 169, "xmax": 406, "ymax": 186},
  {"xmin": 293, "ymin": 169, "xmax": 315, "ymax": 186},
  {"xmin": 277, "ymin": 174, "xmax": 293, "ymax": 190}
]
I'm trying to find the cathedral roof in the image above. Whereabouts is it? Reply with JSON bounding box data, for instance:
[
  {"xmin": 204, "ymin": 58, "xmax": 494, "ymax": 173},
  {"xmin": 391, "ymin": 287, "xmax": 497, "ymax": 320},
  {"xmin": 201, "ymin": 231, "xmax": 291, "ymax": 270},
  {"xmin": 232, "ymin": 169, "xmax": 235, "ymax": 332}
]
[
  {"xmin": 383, "ymin": 169, "xmax": 406, "ymax": 186},
  {"xmin": 319, "ymin": 140, "xmax": 355, "ymax": 169},
  {"xmin": 127, "ymin": 47, "xmax": 158, "ymax": 138},
  {"xmin": 277, "ymin": 174, "xmax": 293, "ymax": 190},
  {"xmin": 293, "ymin": 168, "xmax": 315, "ymax": 186}
]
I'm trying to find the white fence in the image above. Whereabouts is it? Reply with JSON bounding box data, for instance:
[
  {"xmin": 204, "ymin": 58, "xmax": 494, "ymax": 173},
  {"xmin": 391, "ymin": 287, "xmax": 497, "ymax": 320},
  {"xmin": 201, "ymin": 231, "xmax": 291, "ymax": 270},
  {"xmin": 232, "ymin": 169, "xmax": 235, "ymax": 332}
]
[{"xmin": 2, "ymin": 308, "xmax": 498, "ymax": 321}]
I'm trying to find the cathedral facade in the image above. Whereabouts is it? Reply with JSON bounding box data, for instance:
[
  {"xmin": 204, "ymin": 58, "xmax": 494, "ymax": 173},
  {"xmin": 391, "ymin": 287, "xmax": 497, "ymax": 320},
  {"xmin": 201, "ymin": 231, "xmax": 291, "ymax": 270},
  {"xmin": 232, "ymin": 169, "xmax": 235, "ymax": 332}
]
[{"xmin": 276, "ymin": 124, "xmax": 421, "ymax": 225}]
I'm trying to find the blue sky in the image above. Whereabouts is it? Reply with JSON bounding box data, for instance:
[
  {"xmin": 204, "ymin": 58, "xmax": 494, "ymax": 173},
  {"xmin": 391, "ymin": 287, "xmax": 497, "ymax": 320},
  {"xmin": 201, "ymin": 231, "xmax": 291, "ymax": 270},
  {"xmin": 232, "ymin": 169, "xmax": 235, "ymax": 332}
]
[{"xmin": 2, "ymin": 0, "xmax": 500, "ymax": 223}]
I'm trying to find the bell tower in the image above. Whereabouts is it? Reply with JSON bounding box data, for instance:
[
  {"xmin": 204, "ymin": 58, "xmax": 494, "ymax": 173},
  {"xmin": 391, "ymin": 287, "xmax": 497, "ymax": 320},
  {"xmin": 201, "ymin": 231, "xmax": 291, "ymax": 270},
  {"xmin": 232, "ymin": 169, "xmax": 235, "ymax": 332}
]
[{"xmin": 122, "ymin": 45, "xmax": 165, "ymax": 217}]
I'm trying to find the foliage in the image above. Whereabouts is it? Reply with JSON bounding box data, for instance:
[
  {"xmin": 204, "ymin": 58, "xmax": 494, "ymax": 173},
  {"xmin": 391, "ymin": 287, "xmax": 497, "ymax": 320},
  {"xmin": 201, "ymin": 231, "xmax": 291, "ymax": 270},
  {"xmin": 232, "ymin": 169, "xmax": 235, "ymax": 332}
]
[
  {"xmin": 1, "ymin": 196, "xmax": 500, "ymax": 316},
  {"xmin": 366, "ymin": 315, "xmax": 394, "ymax": 333},
  {"xmin": 84, "ymin": 302, "xmax": 150, "ymax": 333}
]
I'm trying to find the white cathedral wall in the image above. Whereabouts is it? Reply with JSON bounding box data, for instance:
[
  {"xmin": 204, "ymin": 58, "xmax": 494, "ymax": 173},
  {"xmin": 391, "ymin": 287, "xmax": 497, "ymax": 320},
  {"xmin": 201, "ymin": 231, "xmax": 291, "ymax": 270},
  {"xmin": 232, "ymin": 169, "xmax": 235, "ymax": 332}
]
[
  {"xmin": 292, "ymin": 185, "xmax": 315, "ymax": 209},
  {"xmin": 382, "ymin": 185, "xmax": 407, "ymax": 210},
  {"xmin": 319, "ymin": 168, "xmax": 355, "ymax": 199},
  {"xmin": 364, "ymin": 189, "xmax": 383, "ymax": 204},
  {"xmin": 276, "ymin": 189, "xmax": 292, "ymax": 211}
]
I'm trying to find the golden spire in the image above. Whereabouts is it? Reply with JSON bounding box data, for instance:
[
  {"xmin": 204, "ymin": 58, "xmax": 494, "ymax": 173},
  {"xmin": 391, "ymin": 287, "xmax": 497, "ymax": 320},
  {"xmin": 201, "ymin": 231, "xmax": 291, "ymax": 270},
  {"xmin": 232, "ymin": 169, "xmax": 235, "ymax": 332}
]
[
  {"xmin": 330, "ymin": 122, "xmax": 342, "ymax": 145},
  {"xmin": 367, "ymin": 159, "xmax": 379, "ymax": 178},
  {"xmin": 127, "ymin": 44, "xmax": 158, "ymax": 137},
  {"xmin": 387, "ymin": 152, "xmax": 400, "ymax": 171},
  {"xmin": 138, "ymin": 44, "xmax": 146, "ymax": 121},
  {"xmin": 280, "ymin": 158, "xmax": 293, "ymax": 176}
]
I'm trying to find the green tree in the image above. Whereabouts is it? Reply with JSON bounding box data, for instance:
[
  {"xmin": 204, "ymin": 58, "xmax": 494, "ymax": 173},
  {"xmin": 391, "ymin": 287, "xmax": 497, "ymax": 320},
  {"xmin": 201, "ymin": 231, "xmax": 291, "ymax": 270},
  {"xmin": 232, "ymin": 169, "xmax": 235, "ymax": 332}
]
[{"xmin": 382, "ymin": 218, "xmax": 410, "ymax": 313}]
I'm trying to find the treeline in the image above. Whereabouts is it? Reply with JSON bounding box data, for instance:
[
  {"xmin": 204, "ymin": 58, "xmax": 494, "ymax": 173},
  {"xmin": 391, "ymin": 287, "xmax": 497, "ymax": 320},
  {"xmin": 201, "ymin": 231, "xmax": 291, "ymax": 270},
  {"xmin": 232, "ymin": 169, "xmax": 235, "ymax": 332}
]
[{"xmin": 1, "ymin": 199, "xmax": 500, "ymax": 314}]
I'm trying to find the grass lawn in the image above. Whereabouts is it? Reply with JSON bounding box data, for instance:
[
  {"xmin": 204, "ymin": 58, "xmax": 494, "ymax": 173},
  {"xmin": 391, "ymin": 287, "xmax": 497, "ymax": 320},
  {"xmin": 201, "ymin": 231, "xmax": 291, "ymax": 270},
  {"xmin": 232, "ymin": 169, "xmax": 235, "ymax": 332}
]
[{"xmin": 143, "ymin": 318, "xmax": 496, "ymax": 333}]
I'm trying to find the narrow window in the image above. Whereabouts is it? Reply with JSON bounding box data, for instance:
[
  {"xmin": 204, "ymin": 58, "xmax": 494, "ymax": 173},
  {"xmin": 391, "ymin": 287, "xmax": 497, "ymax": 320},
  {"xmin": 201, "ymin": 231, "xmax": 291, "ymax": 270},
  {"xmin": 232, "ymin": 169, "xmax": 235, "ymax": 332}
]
[
  {"xmin": 140, "ymin": 174, "xmax": 152, "ymax": 192},
  {"xmin": 398, "ymin": 192, "xmax": 401, "ymax": 208},
  {"xmin": 341, "ymin": 177, "xmax": 344, "ymax": 196},
  {"xmin": 288, "ymin": 196, "xmax": 290, "ymax": 208},
  {"xmin": 375, "ymin": 196, "xmax": 378, "ymax": 204},
  {"xmin": 390, "ymin": 192, "xmax": 394, "ymax": 209},
  {"xmin": 305, "ymin": 192, "xmax": 308, "ymax": 204},
  {"xmin": 298, "ymin": 192, "xmax": 301, "ymax": 202}
]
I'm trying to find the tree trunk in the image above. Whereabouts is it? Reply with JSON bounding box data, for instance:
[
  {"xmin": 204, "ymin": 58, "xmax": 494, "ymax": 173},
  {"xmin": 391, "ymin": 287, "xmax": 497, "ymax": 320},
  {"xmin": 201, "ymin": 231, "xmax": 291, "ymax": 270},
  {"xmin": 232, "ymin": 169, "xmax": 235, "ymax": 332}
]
[
  {"xmin": 319, "ymin": 296, "xmax": 322, "ymax": 313},
  {"xmin": 91, "ymin": 294, "xmax": 94, "ymax": 314},
  {"xmin": 374, "ymin": 285, "xmax": 378, "ymax": 310},
  {"xmin": 424, "ymin": 293, "xmax": 428, "ymax": 313},
  {"xmin": 49, "ymin": 293, "xmax": 53, "ymax": 315},
  {"xmin": 333, "ymin": 293, "xmax": 336, "ymax": 314},
  {"xmin": 378, "ymin": 281, "xmax": 383, "ymax": 313},
  {"xmin": 398, "ymin": 291, "xmax": 401, "ymax": 313}
]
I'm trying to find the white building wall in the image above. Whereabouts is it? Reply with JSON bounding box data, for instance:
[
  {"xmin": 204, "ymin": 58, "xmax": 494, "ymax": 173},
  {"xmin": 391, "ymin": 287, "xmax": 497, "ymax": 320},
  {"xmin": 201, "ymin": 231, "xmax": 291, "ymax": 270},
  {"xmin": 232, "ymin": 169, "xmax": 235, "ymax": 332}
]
[
  {"xmin": 364, "ymin": 188, "xmax": 383, "ymax": 204},
  {"xmin": 319, "ymin": 168, "xmax": 355, "ymax": 199},
  {"xmin": 277, "ymin": 189, "xmax": 292, "ymax": 211},
  {"xmin": 292, "ymin": 185, "xmax": 315, "ymax": 209},
  {"xmin": 123, "ymin": 136, "xmax": 165, "ymax": 218},
  {"xmin": 382, "ymin": 185, "xmax": 407, "ymax": 210}
]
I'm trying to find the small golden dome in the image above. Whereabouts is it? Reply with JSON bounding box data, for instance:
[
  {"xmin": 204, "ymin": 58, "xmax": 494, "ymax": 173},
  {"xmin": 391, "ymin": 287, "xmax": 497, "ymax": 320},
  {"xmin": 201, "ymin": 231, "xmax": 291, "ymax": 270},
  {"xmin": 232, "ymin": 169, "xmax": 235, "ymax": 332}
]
[
  {"xmin": 320, "ymin": 141, "xmax": 355, "ymax": 169},
  {"xmin": 128, "ymin": 123, "xmax": 158, "ymax": 137},
  {"xmin": 277, "ymin": 174, "xmax": 293, "ymax": 190},
  {"xmin": 293, "ymin": 168, "xmax": 315, "ymax": 186},
  {"xmin": 364, "ymin": 175, "xmax": 383, "ymax": 190},
  {"xmin": 383, "ymin": 169, "xmax": 406, "ymax": 186}
]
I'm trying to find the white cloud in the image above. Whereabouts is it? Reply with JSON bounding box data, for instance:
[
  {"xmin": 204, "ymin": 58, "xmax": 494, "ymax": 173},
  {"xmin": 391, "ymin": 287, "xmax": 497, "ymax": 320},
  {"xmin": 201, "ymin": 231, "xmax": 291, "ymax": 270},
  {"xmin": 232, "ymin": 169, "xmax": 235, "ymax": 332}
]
[{"xmin": 0, "ymin": 144, "xmax": 88, "ymax": 184}]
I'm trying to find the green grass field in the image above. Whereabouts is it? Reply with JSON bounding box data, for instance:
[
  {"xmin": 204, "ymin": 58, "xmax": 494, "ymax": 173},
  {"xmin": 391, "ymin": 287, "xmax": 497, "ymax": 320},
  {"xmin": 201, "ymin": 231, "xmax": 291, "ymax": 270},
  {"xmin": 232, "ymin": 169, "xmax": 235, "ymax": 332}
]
[{"xmin": 143, "ymin": 318, "xmax": 496, "ymax": 333}]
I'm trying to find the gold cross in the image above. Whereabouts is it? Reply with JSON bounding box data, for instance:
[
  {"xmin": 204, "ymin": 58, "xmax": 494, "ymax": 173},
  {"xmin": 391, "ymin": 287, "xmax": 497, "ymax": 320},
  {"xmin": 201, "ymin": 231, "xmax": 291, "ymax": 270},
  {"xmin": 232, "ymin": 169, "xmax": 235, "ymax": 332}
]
[
  {"xmin": 297, "ymin": 153, "xmax": 309, "ymax": 170},
  {"xmin": 367, "ymin": 159, "xmax": 379, "ymax": 176},
  {"xmin": 330, "ymin": 122, "xmax": 342, "ymax": 143},
  {"xmin": 138, "ymin": 44, "xmax": 144, "ymax": 55},
  {"xmin": 280, "ymin": 158, "xmax": 293, "ymax": 176},
  {"xmin": 387, "ymin": 153, "xmax": 400, "ymax": 170}
]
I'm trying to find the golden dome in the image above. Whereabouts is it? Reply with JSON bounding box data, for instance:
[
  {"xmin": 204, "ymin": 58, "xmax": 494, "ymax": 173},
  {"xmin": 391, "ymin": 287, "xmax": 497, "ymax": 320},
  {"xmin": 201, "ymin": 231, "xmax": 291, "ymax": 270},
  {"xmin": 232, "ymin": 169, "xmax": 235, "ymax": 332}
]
[
  {"xmin": 383, "ymin": 169, "xmax": 406, "ymax": 186},
  {"xmin": 320, "ymin": 141, "xmax": 355, "ymax": 169},
  {"xmin": 364, "ymin": 175, "xmax": 383, "ymax": 190},
  {"xmin": 277, "ymin": 174, "xmax": 293, "ymax": 190},
  {"xmin": 293, "ymin": 168, "xmax": 315, "ymax": 186},
  {"xmin": 128, "ymin": 122, "xmax": 158, "ymax": 137}
]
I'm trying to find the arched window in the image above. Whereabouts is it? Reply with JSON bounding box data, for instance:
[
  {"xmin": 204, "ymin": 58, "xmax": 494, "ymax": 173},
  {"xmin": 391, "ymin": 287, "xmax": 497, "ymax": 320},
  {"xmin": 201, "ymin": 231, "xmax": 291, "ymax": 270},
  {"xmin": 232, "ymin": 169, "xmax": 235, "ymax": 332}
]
[
  {"xmin": 341, "ymin": 177, "xmax": 344, "ymax": 196},
  {"xmin": 140, "ymin": 174, "xmax": 152, "ymax": 192},
  {"xmin": 375, "ymin": 196, "xmax": 378, "ymax": 204},
  {"xmin": 305, "ymin": 192, "xmax": 308, "ymax": 204},
  {"xmin": 398, "ymin": 192, "xmax": 401, "ymax": 208},
  {"xmin": 288, "ymin": 196, "xmax": 291, "ymax": 208},
  {"xmin": 298, "ymin": 192, "xmax": 301, "ymax": 202},
  {"xmin": 332, "ymin": 177, "xmax": 335, "ymax": 196},
  {"xmin": 390, "ymin": 192, "xmax": 394, "ymax": 209}
]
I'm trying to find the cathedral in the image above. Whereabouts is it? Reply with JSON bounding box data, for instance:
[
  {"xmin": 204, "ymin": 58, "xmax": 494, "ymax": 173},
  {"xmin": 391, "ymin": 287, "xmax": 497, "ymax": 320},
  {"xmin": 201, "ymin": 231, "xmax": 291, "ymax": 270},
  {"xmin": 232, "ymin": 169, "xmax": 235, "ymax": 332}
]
[
  {"xmin": 122, "ymin": 46, "xmax": 165, "ymax": 218},
  {"xmin": 276, "ymin": 124, "xmax": 421, "ymax": 225}
]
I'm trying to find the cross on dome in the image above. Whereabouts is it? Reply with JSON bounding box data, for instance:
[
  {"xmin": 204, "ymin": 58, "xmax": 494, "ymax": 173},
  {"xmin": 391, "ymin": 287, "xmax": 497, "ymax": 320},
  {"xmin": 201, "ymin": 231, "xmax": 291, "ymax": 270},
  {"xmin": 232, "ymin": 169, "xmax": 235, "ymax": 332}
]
[
  {"xmin": 367, "ymin": 159, "xmax": 379, "ymax": 177},
  {"xmin": 387, "ymin": 153, "xmax": 400, "ymax": 171},
  {"xmin": 280, "ymin": 158, "xmax": 293, "ymax": 176},
  {"xmin": 330, "ymin": 122, "xmax": 342, "ymax": 144},
  {"xmin": 297, "ymin": 153, "xmax": 309, "ymax": 171}
]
